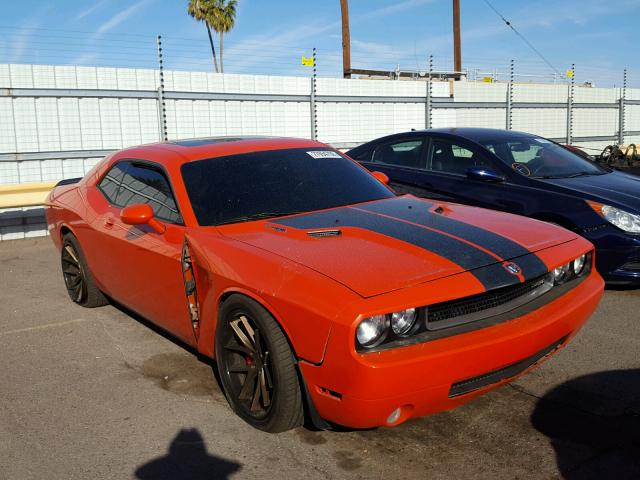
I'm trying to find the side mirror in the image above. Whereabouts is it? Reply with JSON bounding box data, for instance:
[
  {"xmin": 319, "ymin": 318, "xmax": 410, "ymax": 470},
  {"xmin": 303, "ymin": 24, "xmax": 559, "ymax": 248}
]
[
  {"xmin": 121, "ymin": 203, "xmax": 166, "ymax": 234},
  {"xmin": 372, "ymin": 171, "xmax": 390, "ymax": 185},
  {"xmin": 466, "ymin": 167, "xmax": 505, "ymax": 183}
]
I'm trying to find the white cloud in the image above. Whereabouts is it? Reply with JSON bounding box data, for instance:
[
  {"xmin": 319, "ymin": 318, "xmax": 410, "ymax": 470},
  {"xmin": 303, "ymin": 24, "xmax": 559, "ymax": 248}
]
[
  {"xmin": 220, "ymin": 20, "xmax": 340, "ymax": 72},
  {"xmin": 76, "ymin": 0, "xmax": 110, "ymax": 21},
  {"xmin": 357, "ymin": 0, "xmax": 435, "ymax": 22},
  {"xmin": 219, "ymin": 0, "xmax": 436, "ymax": 73},
  {"xmin": 92, "ymin": 0, "xmax": 153, "ymax": 38},
  {"xmin": 8, "ymin": 21, "xmax": 39, "ymax": 63}
]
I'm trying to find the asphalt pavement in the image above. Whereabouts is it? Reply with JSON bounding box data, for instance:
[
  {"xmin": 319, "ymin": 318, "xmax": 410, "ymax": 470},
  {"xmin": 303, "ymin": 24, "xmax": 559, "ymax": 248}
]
[{"xmin": 1, "ymin": 238, "xmax": 639, "ymax": 480}]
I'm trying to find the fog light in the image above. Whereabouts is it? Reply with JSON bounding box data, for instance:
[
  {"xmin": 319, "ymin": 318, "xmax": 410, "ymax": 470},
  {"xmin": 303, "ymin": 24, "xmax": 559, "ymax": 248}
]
[{"xmin": 387, "ymin": 408, "xmax": 401, "ymax": 425}]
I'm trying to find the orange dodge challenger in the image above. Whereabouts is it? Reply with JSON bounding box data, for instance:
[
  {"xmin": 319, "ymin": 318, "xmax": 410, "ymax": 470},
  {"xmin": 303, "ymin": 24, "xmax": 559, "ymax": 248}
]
[{"xmin": 45, "ymin": 137, "xmax": 603, "ymax": 432}]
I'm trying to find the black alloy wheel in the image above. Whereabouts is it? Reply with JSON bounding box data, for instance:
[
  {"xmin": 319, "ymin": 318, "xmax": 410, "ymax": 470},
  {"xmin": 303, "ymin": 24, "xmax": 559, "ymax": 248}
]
[
  {"xmin": 216, "ymin": 295, "xmax": 304, "ymax": 432},
  {"xmin": 61, "ymin": 242, "xmax": 85, "ymax": 303},
  {"xmin": 60, "ymin": 234, "xmax": 108, "ymax": 308}
]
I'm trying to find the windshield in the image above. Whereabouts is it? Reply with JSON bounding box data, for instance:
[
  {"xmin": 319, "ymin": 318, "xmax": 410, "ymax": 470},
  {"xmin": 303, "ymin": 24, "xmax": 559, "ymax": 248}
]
[
  {"xmin": 181, "ymin": 148, "xmax": 394, "ymax": 226},
  {"xmin": 478, "ymin": 135, "xmax": 608, "ymax": 178}
]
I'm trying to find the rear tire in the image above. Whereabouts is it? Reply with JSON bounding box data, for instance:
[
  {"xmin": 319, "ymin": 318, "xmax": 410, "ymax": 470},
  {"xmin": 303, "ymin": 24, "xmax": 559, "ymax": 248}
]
[
  {"xmin": 215, "ymin": 294, "xmax": 304, "ymax": 433},
  {"xmin": 61, "ymin": 233, "xmax": 108, "ymax": 308}
]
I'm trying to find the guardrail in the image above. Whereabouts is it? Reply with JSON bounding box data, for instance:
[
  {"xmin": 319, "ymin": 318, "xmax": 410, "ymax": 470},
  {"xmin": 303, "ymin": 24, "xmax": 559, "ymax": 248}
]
[{"xmin": 0, "ymin": 182, "xmax": 56, "ymax": 209}]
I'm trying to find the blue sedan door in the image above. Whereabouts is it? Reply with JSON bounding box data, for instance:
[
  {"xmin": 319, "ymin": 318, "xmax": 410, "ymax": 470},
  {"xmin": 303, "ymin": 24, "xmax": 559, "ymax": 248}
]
[{"xmin": 413, "ymin": 135, "xmax": 531, "ymax": 214}]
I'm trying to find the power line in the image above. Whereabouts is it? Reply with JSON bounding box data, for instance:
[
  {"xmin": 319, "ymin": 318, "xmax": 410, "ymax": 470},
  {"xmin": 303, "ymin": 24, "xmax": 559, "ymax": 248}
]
[{"xmin": 481, "ymin": 0, "xmax": 566, "ymax": 80}]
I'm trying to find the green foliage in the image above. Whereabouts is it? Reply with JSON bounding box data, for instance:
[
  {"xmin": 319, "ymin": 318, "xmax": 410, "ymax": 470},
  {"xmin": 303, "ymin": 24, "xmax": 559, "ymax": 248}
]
[
  {"xmin": 186, "ymin": 0, "xmax": 237, "ymax": 73},
  {"xmin": 209, "ymin": 0, "xmax": 237, "ymax": 34}
]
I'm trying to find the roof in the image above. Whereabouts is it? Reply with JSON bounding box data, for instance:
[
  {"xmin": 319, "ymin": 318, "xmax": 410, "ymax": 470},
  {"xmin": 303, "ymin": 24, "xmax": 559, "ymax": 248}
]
[
  {"xmin": 423, "ymin": 128, "xmax": 537, "ymax": 142},
  {"xmin": 348, "ymin": 128, "xmax": 542, "ymax": 153},
  {"xmin": 112, "ymin": 136, "xmax": 329, "ymax": 166}
]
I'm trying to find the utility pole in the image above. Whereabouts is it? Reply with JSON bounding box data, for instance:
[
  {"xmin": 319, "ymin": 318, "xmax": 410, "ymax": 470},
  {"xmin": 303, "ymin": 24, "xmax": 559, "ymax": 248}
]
[
  {"xmin": 453, "ymin": 0, "xmax": 461, "ymax": 78},
  {"xmin": 340, "ymin": 0, "xmax": 351, "ymax": 79}
]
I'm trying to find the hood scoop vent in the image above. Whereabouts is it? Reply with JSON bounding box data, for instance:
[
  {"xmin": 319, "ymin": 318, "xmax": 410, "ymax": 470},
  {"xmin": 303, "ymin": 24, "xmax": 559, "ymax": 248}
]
[{"xmin": 307, "ymin": 229, "xmax": 342, "ymax": 238}]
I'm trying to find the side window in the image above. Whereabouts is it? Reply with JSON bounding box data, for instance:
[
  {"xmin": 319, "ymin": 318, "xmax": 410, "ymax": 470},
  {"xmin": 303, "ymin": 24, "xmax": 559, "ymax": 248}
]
[
  {"xmin": 97, "ymin": 163, "xmax": 128, "ymax": 205},
  {"xmin": 371, "ymin": 139, "xmax": 426, "ymax": 169},
  {"xmin": 118, "ymin": 163, "xmax": 182, "ymax": 224},
  {"xmin": 429, "ymin": 139, "xmax": 496, "ymax": 175}
]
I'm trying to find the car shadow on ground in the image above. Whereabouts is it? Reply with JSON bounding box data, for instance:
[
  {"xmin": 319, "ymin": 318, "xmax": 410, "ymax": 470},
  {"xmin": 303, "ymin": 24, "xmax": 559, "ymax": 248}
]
[
  {"xmin": 531, "ymin": 369, "xmax": 640, "ymax": 479},
  {"xmin": 134, "ymin": 428, "xmax": 242, "ymax": 480}
]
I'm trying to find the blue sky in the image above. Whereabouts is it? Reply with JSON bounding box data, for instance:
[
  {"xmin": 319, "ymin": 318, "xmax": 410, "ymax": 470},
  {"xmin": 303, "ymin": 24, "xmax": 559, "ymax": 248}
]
[{"xmin": 0, "ymin": 0, "xmax": 638, "ymax": 85}]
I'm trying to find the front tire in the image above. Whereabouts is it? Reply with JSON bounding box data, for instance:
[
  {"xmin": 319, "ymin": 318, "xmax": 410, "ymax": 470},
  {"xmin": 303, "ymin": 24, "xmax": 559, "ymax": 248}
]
[
  {"xmin": 215, "ymin": 295, "xmax": 304, "ymax": 433},
  {"xmin": 61, "ymin": 233, "xmax": 108, "ymax": 308}
]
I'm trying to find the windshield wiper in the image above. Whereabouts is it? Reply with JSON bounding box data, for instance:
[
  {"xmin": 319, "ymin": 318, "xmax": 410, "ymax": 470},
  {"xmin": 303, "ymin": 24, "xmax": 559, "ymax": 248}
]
[
  {"xmin": 215, "ymin": 211, "xmax": 303, "ymax": 226},
  {"xmin": 565, "ymin": 171, "xmax": 598, "ymax": 178},
  {"xmin": 532, "ymin": 171, "xmax": 598, "ymax": 179}
]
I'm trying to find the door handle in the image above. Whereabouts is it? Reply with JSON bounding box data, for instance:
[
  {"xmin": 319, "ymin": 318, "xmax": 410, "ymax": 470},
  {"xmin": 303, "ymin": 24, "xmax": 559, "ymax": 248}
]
[{"xmin": 104, "ymin": 216, "xmax": 114, "ymax": 228}]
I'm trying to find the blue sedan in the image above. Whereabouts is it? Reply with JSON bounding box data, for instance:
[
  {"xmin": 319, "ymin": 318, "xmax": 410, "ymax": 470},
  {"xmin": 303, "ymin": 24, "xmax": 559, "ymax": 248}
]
[{"xmin": 348, "ymin": 128, "xmax": 640, "ymax": 285}]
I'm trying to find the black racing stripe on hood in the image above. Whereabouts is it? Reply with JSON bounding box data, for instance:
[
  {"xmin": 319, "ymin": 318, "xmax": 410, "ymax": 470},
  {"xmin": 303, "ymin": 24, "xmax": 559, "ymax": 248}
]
[
  {"xmin": 273, "ymin": 207, "xmax": 518, "ymax": 290},
  {"xmin": 358, "ymin": 197, "xmax": 549, "ymax": 281}
]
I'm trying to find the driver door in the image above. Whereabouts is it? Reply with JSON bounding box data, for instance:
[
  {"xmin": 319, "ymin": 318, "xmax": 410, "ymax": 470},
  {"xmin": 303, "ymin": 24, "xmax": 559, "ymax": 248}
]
[
  {"xmin": 418, "ymin": 136, "xmax": 529, "ymax": 214},
  {"xmin": 85, "ymin": 160, "xmax": 198, "ymax": 345}
]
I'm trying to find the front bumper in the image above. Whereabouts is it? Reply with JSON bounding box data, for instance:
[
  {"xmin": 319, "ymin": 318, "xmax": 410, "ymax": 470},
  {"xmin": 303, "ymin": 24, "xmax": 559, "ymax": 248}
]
[
  {"xmin": 300, "ymin": 271, "xmax": 603, "ymax": 429},
  {"xmin": 595, "ymin": 245, "xmax": 640, "ymax": 285},
  {"xmin": 583, "ymin": 226, "xmax": 640, "ymax": 285}
]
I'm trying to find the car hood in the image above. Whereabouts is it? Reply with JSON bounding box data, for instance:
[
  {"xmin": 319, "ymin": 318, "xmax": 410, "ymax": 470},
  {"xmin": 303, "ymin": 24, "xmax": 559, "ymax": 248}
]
[
  {"xmin": 541, "ymin": 171, "xmax": 640, "ymax": 212},
  {"xmin": 220, "ymin": 196, "xmax": 576, "ymax": 298}
]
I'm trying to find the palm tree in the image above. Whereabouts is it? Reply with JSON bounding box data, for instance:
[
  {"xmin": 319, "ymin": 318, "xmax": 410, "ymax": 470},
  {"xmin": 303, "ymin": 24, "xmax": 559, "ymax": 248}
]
[
  {"xmin": 209, "ymin": 0, "xmax": 237, "ymax": 73},
  {"xmin": 187, "ymin": 0, "xmax": 219, "ymax": 73}
]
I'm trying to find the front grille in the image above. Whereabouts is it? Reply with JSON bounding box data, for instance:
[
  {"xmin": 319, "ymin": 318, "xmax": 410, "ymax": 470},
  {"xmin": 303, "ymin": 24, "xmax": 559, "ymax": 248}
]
[
  {"xmin": 448, "ymin": 336, "xmax": 567, "ymax": 397},
  {"xmin": 427, "ymin": 274, "xmax": 552, "ymax": 330}
]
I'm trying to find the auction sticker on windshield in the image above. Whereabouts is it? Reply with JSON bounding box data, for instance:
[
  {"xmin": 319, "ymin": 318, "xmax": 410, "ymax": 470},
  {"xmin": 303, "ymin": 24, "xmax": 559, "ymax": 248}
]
[{"xmin": 307, "ymin": 150, "xmax": 342, "ymax": 158}]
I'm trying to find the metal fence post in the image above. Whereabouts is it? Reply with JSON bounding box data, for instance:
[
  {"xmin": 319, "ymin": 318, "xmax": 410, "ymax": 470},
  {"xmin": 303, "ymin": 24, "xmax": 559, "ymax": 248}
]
[
  {"xmin": 619, "ymin": 69, "xmax": 627, "ymax": 145},
  {"xmin": 310, "ymin": 48, "xmax": 317, "ymax": 140},
  {"xmin": 156, "ymin": 35, "xmax": 168, "ymax": 142},
  {"xmin": 425, "ymin": 55, "xmax": 433, "ymax": 129},
  {"xmin": 506, "ymin": 59, "xmax": 514, "ymax": 130},
  {"xmin": 566, "ymin": 64, "xmax": 575, "ymax": 144}
]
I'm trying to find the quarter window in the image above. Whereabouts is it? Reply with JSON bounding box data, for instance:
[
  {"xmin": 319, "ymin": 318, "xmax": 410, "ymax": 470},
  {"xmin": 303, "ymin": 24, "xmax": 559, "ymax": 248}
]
[{"xmin": 371, "ymin": 139, "xmax": 426, "ymax": 169}]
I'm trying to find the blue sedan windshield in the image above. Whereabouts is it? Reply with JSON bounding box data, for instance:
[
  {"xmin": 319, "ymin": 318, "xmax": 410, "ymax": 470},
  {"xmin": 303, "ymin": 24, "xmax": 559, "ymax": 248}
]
[{"xmin": 478, "ymin": 136, "xmax": 608, "ymax": 178}]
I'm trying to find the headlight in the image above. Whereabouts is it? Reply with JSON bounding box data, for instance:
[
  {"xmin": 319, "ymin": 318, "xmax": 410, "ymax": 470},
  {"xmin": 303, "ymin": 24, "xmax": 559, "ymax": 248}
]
[
  {"xmin": 552, "ymin": 252, "xmax": 592, "ymax": 285},
  {"xmin": 553, "ymin": 264, "xmax": 569, "ymax": 283},
  {"xmin": 587, "ymin": 201, "xmax": 640, "ymax": 233},
  {"xmin": 601, "ymin": 206, "xmax": 640, "ymax": 233},
  {"xmin": 356, "ymin": 314, "xmax": 389, "ymax": 348},
  {"xmin": 390, "ymin": 308, "xmax": 417, "ymax": 336}
]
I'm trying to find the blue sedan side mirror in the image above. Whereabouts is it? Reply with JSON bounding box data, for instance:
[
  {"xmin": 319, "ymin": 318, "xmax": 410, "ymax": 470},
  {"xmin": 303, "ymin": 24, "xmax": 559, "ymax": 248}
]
[{"xmin": 467, "ymin": 167, "xmax": 505, "ymax": 183}]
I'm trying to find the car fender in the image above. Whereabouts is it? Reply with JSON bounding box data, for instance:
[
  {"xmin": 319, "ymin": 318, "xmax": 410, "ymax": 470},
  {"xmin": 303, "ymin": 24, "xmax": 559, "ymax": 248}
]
[{"xmin": 186, "ymin": 231, "xmax": 356, "ymax": 364}]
